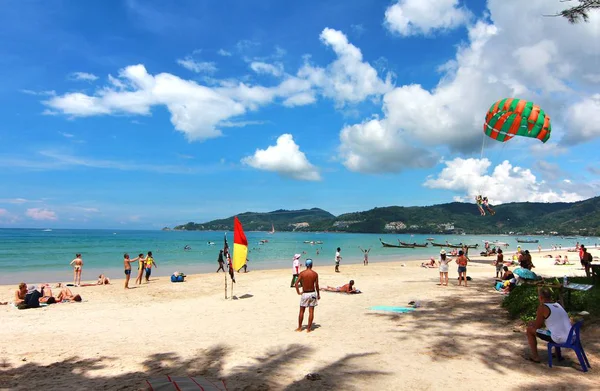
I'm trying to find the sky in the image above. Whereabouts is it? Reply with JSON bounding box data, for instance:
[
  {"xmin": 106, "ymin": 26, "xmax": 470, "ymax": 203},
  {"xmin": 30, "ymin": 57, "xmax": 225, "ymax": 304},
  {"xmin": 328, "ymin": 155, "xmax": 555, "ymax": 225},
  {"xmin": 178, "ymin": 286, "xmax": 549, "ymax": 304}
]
[{"xmin": 0, "ymin": 0, "xmax": 599, "ymax": 229}]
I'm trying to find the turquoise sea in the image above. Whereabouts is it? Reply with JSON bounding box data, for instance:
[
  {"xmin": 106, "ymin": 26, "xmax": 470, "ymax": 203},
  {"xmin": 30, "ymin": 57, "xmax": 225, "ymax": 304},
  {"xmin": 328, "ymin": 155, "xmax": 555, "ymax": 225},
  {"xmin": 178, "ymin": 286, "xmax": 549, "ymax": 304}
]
[{"xmin": 0, "ymin": 229, "xmax": 597, "ymax": 284}]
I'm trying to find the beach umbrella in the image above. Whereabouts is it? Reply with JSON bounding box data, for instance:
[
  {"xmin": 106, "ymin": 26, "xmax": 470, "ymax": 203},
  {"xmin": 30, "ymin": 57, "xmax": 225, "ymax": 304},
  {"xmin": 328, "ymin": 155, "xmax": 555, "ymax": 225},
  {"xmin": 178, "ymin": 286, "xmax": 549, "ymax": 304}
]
[{"xmin": 513, "ymin": 267, "xmax": 538, "ymax": 280}]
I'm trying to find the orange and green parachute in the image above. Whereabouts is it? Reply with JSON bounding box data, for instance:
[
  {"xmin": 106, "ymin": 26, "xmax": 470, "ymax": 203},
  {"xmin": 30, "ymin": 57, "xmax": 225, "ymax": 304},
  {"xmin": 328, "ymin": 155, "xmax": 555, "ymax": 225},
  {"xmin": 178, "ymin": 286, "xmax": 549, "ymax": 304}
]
[{"xmin": 484, "ymin": 98, "xmax": 551, "ymax": 143}]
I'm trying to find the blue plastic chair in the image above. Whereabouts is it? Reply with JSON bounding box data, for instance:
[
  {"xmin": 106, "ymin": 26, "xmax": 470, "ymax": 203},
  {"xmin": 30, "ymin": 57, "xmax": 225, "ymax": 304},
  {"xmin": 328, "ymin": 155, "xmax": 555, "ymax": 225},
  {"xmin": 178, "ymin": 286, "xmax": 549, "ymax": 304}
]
[{"xmin": 547, "ymin": 321, "xmax": 591, "ymax": 372}]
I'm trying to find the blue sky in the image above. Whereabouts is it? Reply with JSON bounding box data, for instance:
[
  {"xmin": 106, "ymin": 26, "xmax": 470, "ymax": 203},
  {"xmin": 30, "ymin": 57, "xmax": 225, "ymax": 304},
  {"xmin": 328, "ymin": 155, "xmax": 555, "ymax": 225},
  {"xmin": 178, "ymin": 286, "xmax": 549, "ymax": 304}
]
[{"xmin": 0, "ymin": 0, "xmax": 599, "ymax": 229}]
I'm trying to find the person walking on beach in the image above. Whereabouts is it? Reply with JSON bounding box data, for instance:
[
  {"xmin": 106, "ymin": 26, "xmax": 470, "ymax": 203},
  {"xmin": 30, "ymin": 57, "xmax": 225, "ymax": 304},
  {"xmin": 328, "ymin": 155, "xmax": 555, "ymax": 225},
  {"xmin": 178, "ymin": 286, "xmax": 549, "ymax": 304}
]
[
  {"xmin": 134, "ymin": 253, "xmax": 145, "ymax": 285},
  {"xmin": 359, "ymin": 246, "xmax": 371, "ymax": 266},
  {"xmin": 69, "ymin": 253, "xmax": 83, "ymax": 286},
  {"xmin": 291, "ymin": 254, "xmax": 301, "ymax": 287},
  {"xmin": 580, "ymin": 246, "xmax": 593, "ymax": 277},
  {"xmin": 145, "ymin": 251, "xmax": 157, "ymax": 283},
  {"xmin": 123, "ymin": 253, "xmax": 138, "ymax": 289},
  {"xmin": 335, "ymin": 247, "xmax": 342, "ymax": 273},
  {"xmin": 295, "ymin": 259, "xmax": 320, "ymax": 333},
  {"xmin": 216, "ymin": 250, "xmax": 225, "ymax": 273},
  {"xmin": 438, "ymin": 250, "xmax": 450, "ymax": 286},
  {"xmin": 456, "ymin": 250, "xmax": 468, "ymax": 287}
]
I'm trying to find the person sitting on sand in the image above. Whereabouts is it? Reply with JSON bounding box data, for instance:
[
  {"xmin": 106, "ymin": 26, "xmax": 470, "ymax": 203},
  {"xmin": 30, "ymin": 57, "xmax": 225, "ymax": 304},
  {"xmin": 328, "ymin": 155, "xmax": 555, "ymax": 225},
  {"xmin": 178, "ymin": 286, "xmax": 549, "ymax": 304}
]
[
  {"xmin": 421, "ymin": 258, "xmax": 437, "ymax": 268},
  {"xmin": 97, "ymin": 274, "xmax": 111, "ymax": 285},
  {"xmin": 56, "ymin": 287, "xmax": 82, "ymax": 302},
  {"xmin": 500, "ymin": 266, "xmax": 514, "ymax": 281},
  {"xmin": 524, "ymin": 287, "xmax": 571, "ymax": 363},
  {"xmin": 321, "ymin": 280, "xmax": 357, "ymax": 293},
  {"xmin": 14, "ymin": 282, "xmax": 27, "ymax": 305}
]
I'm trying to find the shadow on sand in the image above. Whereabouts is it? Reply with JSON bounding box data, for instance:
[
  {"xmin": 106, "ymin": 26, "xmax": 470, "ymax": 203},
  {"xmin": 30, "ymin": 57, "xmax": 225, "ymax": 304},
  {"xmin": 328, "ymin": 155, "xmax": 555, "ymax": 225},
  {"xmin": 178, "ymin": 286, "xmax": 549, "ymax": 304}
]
[{"xmin": 0, "ymin": 344, "xmax": 388, "ymax": 390}]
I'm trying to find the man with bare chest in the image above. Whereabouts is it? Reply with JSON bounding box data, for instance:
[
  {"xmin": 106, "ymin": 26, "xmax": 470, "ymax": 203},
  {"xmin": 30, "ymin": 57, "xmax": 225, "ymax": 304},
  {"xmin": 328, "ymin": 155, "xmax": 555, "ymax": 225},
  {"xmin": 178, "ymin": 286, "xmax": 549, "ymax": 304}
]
[{"xmin": 295, "ymin": 259, "xmax": 320, "ymax": 333}]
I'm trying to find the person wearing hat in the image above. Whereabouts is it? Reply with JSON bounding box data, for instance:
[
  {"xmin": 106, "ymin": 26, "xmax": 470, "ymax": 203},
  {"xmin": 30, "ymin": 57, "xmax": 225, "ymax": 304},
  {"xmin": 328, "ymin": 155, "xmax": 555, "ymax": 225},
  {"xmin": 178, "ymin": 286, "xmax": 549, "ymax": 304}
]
[
  {"xmin": 290, "ymin": 254, "xmax": 302, "ymax": 287},
  {"xmin": 438, "ymin": 250, "xmax": 451, "ymax": 286},
  {"xmin": 295, "ymin": 259, "xmax": 320, "ymax": 333}
]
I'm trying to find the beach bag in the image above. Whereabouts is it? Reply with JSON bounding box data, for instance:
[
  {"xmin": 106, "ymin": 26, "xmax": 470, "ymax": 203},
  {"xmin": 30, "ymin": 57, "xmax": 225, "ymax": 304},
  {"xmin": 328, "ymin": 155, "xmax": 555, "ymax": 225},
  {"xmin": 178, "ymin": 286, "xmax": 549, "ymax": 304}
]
[{"xmin": 171, "ymin": 274, "xmax": 185, "ymax": 283}]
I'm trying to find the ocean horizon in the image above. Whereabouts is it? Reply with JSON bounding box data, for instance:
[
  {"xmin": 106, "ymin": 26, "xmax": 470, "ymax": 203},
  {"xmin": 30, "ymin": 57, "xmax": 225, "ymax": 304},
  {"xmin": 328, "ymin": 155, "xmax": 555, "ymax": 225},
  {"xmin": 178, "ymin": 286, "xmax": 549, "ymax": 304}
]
[{"xmin": 1, "ymin": 228, "xmax": 597, "ymax": 285}]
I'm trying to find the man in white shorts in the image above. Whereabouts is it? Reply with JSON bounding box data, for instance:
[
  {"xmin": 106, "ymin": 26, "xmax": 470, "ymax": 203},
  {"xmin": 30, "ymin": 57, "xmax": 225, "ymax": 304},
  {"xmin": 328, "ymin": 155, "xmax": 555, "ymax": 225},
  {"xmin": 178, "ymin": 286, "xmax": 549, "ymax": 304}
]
[{"xmin": 295, "ymin": 259, "xmax": 320, "ymax": 333}]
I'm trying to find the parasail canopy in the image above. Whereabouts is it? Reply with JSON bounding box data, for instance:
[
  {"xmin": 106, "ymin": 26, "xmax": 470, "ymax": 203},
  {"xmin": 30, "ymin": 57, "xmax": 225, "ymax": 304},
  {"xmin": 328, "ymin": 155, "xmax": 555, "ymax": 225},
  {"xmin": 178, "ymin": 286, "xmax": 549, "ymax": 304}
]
[{"xmin": 484, "ymin": 98, "xmax": 551, "ymax": 143}]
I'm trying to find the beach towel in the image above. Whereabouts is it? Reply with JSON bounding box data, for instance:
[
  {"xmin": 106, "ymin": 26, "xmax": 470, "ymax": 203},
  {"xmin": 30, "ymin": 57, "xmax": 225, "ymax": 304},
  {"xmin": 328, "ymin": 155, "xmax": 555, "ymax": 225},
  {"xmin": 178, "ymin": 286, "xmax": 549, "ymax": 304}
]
[
  {"xmin": 146, "ymin": 376, "xmax": 227, "ymax": 391},
  {"xmin": 369, "ymin": 306, "xmax": 416, "ymax": 313}
]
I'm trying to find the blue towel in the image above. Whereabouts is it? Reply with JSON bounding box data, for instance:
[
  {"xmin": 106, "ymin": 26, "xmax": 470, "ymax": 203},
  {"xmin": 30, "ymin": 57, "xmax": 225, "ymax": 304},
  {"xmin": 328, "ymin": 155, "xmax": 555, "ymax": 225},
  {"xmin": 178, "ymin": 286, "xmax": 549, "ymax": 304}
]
[{"xmin": 370, "ymin": 306, "xmax": 416, "ymax": 313}]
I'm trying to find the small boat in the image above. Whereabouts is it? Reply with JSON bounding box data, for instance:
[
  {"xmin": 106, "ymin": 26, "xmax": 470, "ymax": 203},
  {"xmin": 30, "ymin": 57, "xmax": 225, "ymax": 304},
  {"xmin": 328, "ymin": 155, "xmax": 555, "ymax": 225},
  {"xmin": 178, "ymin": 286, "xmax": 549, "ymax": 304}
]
[
  {"xmin": 207, "ymin": 241, "xmax": 215, "ymax": 245},
  {"xmin": 431, "ymin": 242, "xmax": 448, "ymax": 247},
  {"xmin": 303, "ymin": 240, "xmax": 311, "ymax": 244},
  {"xmin": 426, "ymin": 238, "xmax": 434, "ymax": 241},
  {"xmin": 516, "ymin": 238, "xmax": 539, "ymax": 243},
  {"xmin": 42, "ymin": 229, "xmax": 52, "ymax": 232},
  {"xmin": 399, "ymin": 241, "xmax": 428, "ymax": 247},
  {"xmin": 315, "ymin": 241, "xmax": 323, "ymax": 244},
  {"xmin": 379, "ymin": 238, "xmax": 403, "ymax": 248},
  {"xmin": 268, "ymin": 224, "xmax": 275, "ymax": 235}
]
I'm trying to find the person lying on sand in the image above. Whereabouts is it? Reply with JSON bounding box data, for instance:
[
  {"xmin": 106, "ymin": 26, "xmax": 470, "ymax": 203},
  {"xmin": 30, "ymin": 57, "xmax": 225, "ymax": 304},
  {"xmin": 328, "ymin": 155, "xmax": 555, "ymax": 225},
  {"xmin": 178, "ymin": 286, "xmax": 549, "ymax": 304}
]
[
  {"xmin": 56, "ymin": 287, "xmax": 82, "ymax": 302},
  {"xmin": 97, "ymin": 274, "xmax": 111, "ymax": 285},
  {"xmin": 321, "ymin": 280, "xmax": 358, "ymax": 293},
  {"xmin": 39, "ymin": 284, "xmax": 57, "ymax": 304},
  {"xmin": 421, "ymin": 258, "xmax": 437, "ymax": 268}
]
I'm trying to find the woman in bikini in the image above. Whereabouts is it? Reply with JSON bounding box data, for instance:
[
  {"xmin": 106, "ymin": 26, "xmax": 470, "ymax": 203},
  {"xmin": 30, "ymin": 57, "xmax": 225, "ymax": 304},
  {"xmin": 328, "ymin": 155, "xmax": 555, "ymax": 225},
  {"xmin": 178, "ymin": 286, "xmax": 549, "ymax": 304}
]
[
  {"xmin": 56, "ymin": 287, "xmax": 82, "ymax": 302},
  {"xmin": 69, "ymin": 253, "xmax": 83, "ymax": 286},
  {"xmin": 134, "ymin": 253, "xmax": 146, "ymax": 285}
]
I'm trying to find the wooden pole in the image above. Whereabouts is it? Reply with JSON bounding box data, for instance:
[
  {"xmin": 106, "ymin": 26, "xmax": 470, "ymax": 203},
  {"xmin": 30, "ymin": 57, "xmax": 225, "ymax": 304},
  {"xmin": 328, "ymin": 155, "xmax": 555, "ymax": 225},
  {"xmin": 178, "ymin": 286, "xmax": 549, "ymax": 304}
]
[{"xmin": 224, "ymin": 269, "xmax": 227, "ymax": 300}]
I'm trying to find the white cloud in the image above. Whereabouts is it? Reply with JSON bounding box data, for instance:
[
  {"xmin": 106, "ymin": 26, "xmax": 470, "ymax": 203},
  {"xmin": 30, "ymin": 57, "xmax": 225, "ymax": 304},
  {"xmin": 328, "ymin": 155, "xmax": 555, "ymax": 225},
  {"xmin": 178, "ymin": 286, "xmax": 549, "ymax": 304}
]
[
  {"xmin": 424, "ymin": 158, "xmax": 584, "ymax": 203},
  {"xmin": 0, "ymin": 208, "xmax": 19, "ymax": 224},
  {"xmin": 59, "ymin": 131, "xmax": 75, "ymax": 138},
  {"xmin": 298, "ymin": 28, "xmax": 392, "ymax": 105},
  {"xmin": 339, "ymin": 118, "xmax": 437, "ymax": 173},
  {"xmin": 530, "ymin": 142, "xmax": 568, "ymax": 157},
  {"xmin": 69, "ymin": 72, "xmax": 99, "ymax": 82},
  {"xmin": 562, "ymin": 94, "xmax": 600, "ymax": 144},
  {"xmin": 26, "ymin": 208, "xmax": 58, "ymax": 221},
  {"xmin": 45, "ymin": 64, "xmax": 246, "ymax": 141},
  {"xmin": 250, "ymin": 62, "xmax": 284, "ymax": 77},
  {"xmin": 0, "ymin": 208, "xmax": 8, "ymax": 216},
  {"xmin": 342, "ymin": 0, "xmax": 600, "ymax": 169},
  {"xmin": 242, "ymin": 134, "xmax": 321, "ymax": 181},
  {"xmin": 217, "ymin": 49, "xmax": 232, "ymax": 57},
  {"xmin": 283, "ymin": 92, "xmax": 316, "ymax": 107},
  {"xmin": 20, "ymin": 89, "xmax": 56, "ymax": 96},
  {"xmin": 177, "ymin": 57, "xmax": 218, "ymax": 74},
  {"xmin": 0, "ymin": 198, "xmax": 37, "ymax": 204},
  {"xmin": 384, "ymin": 0, "xmax": 471, "ymax": 37}
]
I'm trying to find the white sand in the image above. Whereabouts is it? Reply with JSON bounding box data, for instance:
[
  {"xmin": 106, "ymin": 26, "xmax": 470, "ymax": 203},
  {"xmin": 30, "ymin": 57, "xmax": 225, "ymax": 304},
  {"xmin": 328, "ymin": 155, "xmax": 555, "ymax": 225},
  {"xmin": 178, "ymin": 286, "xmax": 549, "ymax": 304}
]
[{"xmin": 1, "ymin": 248, "xmax": 598, "ymax": 390}]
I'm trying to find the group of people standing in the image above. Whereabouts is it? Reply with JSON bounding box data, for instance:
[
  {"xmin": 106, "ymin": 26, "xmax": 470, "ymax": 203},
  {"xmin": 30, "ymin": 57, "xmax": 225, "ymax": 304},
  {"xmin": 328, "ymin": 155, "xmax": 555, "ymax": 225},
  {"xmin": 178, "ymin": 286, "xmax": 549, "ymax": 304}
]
[{"xmin": 123, "ymin": 252, "xmax": 157, "ymax": 289}]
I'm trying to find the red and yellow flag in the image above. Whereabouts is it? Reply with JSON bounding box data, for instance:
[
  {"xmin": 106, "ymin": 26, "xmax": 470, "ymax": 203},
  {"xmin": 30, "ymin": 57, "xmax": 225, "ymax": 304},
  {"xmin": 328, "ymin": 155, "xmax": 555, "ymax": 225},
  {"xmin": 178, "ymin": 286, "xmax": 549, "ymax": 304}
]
[{"xmin": 233, "ymin": 216, "xmax": 248, "ymax": 271}]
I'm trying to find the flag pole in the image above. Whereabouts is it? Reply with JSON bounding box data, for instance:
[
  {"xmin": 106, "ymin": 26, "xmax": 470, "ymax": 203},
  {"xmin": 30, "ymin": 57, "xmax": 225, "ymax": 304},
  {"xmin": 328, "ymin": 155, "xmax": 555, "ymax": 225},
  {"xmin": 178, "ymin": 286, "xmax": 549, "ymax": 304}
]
[{"xmin": 224, "ymin": 232, "xmax": 228, "ymax": 300}]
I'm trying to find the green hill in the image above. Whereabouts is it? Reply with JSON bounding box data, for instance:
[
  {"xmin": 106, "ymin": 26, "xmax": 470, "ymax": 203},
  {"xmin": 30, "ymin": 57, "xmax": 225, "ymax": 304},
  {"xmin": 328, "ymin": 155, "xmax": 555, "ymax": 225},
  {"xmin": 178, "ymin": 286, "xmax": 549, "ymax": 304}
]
[
  {"xmin": 172, "ymin": 197, "xmax": 600, "ymax": 235},
  {"xmin": 174, "ymin": 208, "xmax": 335, "ymax": 232}
]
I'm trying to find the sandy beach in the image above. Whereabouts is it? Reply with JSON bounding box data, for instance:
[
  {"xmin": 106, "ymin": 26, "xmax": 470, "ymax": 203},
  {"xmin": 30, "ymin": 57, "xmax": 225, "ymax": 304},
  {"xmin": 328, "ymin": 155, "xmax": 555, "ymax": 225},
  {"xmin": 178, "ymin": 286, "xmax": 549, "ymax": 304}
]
[{"xmin": 1, "ymin": 248, "xmax": 598, "ymax": 390}]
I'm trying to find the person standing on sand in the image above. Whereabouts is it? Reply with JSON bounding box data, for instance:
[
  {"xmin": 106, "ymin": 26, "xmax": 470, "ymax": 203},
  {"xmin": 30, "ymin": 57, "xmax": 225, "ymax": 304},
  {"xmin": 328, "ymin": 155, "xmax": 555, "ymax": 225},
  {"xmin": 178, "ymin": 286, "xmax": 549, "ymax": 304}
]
[
  {"xmin": 145, "ymin": 251, "xmax": 157, "ymax": 282},
  {"xmin": 291, "ymin": 254, "xmax": 301, "ymax": 287},
  {"xmin": 216, "ymin": 250, "xmax": 225, "ymax": 273},
  {"xmin": 580, "ymin": 246, "xmax": 593, "ymax": 277},
  {"xmin": 335, "ymin": 247, "xmax": 342, "ymax": 273},
  {"xmin": 134, "ymin": 253, "xmax": 145, "ymax": 285},
  {"xmin": 295, "ymin": 259, "xmax": 320, "ymax": 333},
  {"xmin": 359, "ymin": 246, "xmax": 371, "ymax": 266},
  {"xmin": 456, "ymin": 250, "xmax": 468, "ymax": 287},
  {"xmin": 438, "ymin": 250, "xmax": 450, "ymax": 286},
  {"xmin": 69, "ymin": 253, "xmax": 83, "ymax": 286},
  {"xmin": 493, "ymin": 249, "xmax": 504, "ymax": 278},
  {"xmin": 123, "ymin": 253, "xmax": 138, "ymax": 289}
]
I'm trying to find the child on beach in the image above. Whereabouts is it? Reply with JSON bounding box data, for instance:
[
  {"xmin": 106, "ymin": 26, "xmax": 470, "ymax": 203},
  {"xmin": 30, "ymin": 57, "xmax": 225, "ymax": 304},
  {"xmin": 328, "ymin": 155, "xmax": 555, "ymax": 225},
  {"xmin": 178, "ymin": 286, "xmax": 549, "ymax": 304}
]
[
  {"xmin": 493, "ymin": 249, "xmax": 504, "ymax": 278},
  {"xmin": 145, "ymin": 251, "xmax": 157, "ymax": 282},
  {"xmin": 69, "ymin": 253, "xmax": 83, "ymax": 286},
  {"xmin": 335, "ymin": 247, "xmax": 342, "ymax": 273}
]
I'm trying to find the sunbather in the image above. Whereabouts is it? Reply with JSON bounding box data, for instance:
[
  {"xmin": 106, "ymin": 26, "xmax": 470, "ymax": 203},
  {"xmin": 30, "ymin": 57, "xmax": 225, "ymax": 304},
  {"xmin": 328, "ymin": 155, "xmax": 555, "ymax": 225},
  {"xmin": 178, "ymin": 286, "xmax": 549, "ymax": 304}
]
[
  {"xmin": 39, "ymin": 284, "xmax": 56, "ymax": 304},
  {"xmin": 14, "ymin": 282, "xmax": 27, "ymax": 305},
  {"xmin": 56, "ymin": 287, "xmax": 82, "ymax": 302},
  {"xmin": 97, "ymin": 274, "xmax": 111, "ymax": 285},
  {"xmin": 321, "ymin": 280, "xmax": 357, "ymax": 293},
  {"xmin": 421, "ymin": 258, "xmax": 437, "ymax": 268}
]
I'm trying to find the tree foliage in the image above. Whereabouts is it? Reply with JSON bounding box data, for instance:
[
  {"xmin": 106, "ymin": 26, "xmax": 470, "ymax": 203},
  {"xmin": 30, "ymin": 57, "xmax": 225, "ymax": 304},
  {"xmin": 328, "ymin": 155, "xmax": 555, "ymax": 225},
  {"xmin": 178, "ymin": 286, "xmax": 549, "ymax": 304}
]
[{"xmin": 552, "ymin": 0, "xmax": 599, "ymax": 23}]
